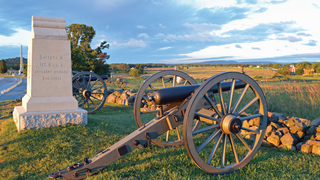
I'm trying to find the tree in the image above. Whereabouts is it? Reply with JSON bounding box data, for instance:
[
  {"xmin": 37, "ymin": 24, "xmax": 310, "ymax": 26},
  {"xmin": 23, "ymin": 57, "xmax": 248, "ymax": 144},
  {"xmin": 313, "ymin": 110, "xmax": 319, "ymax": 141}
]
[
  {"xmin": 268, "ymin": 63, "xmax": 273, "ymax": 68},
  {"xmin": 272, "ymin": 63, "xmax": 280, "ymax": 69},
  {"xmin": 118, "ymin": 63, "xmax": 129, "ymax": 73},
  {"xmin": 129, "ymin": 69, "xmax": 140, "ymax": 77},
  {"xmin": 135, "ymin": 64, "xmax": 144, "ymax": 74},
  {"xmin": 67, "ymin": 24, "xmax": 110, "ymax": 73},
  {"xmin": 0, "ymin": 60, "xmax": 7, "ymax": 73},
  {"xmin": 23, "ymin": 63, "xmax": 27, "ymax": 74}
]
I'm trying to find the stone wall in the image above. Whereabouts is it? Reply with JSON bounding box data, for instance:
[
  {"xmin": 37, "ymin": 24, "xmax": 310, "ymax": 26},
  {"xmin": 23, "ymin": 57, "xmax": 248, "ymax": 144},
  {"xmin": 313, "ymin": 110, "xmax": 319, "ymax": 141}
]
[{"xmin": 242, "ymin": 112, "xmax": 320, "ymax": 155}]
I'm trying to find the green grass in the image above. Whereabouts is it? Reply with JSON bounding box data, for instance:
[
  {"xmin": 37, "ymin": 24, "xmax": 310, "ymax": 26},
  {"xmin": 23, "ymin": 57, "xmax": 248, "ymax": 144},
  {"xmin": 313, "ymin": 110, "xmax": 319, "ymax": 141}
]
[
  {"xmin": 1, "ymin": 100, "xmax": 320, "ymax": 180},
  {"xmin": 0, "ymin": 75, "xmax": 27, "ymax": 78}
]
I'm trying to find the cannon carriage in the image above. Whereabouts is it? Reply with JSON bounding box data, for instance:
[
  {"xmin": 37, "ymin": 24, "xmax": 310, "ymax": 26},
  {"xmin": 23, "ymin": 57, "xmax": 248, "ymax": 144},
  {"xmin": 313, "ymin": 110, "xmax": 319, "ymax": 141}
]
[{"xmin": 50, "ymin": 70, "xmax": 268, "ymax": 179}]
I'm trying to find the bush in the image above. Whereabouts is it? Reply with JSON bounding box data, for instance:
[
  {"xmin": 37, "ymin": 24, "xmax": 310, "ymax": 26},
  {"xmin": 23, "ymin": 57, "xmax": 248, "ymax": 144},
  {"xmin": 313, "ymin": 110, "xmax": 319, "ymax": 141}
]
[
  {"xmin": 295, "ymin": 69, "xmax": 303, "ymax": 75},
  {"xmin": 129, "ymin": 69, "xmax": 140, "ymax": 77},
  {"xmin": 276, "ymin": 68, "xmax": 290, "ymax": 76},
  {"xmin": 253, "ymin": 75, "xmax": 262, "ymax": 79}
]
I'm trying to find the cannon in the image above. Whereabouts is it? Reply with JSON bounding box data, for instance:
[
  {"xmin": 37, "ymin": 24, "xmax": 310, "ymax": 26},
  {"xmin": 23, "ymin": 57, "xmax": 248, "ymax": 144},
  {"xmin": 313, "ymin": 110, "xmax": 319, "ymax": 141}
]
[
  {"xmin": 49, "ymin": 70, "xmax": 267, "ymax": 179},
  {"xmin": 72, "ymin": 71, "xmax": 108, "ymax": 114}
]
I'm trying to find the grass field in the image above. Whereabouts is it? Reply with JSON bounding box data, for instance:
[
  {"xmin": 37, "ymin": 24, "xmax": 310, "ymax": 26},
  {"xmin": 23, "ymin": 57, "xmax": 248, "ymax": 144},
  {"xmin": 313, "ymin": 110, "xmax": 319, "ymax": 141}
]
[
  {"xmin": 1, "ymin": 67, "xmax": 320, "ymax": 179},
  {"xmin": 0, "ymin": 101, "xmax": 320, "ymax": 180}
]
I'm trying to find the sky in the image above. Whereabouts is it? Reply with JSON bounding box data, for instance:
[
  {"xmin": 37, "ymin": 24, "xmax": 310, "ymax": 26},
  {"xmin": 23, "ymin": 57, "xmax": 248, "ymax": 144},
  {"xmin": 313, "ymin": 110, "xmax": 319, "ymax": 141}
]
[{"xmin": 0, "ymin": 0, "xmax": 319, "ymax": 64}]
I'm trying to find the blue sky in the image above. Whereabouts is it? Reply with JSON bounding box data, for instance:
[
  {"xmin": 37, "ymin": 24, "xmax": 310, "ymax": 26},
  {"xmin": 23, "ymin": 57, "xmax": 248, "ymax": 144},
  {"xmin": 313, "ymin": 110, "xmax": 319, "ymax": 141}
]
[{"xmin": 0, "ymin": 0, "xmax": 319, "ymax": 64}]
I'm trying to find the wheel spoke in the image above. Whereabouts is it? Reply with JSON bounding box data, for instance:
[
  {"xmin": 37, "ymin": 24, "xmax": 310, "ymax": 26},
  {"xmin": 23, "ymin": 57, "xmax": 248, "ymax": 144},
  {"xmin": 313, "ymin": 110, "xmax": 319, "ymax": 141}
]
[
  {"xmin": 176, "ymin": 127, "xmax": 181, "ymax": 140},
  {"xmin": 192, "ymin": 124, "xmax": 220, "ymax": 135},
  {"xmin": 161, "ymin": 77, "xmax": 166, "ymax": 88},
  {"xmin": 91, "ymin": 92, "xmax": 104, "ymax": 95},
  {"xmin": 197, "ymin": 129, "xmax": 221, "ymax": 153},
  {"xmin": 81, "ymin": 98, "xmax": 86, "ymax": 109},
  {"xmin": 239, "ymin": 113, "xmax": 263, "ymax": 121},
  {"xmin": 87, "ymin": 74, "xmax": 92, "ymax": 89},
  {"xmin": 91, "ymin": 85, "xmax": 104, "ymax": 91},
  {"xmin": 217, "ymin": 82, "xmax": 226, "ymax": 116},
  {"xmin": 173, "ymin": 75, "xmax": 176, "ymax": 87},
  {"xmin": 183, "ymin": 80, "xmax": 188, "ymax": 86},
  {"xmin": 235, "ymin": 134, "xmax": 252, "ymax": 152},
  {"xmin": 204, "ymin": 94, "xmax": 223, "ymax": 118},
  {"xmin": 228, "ymin": 134, "xmax": 239, "ymax": 164},
  {"xmin": 221, "ymin": 134, "xmax": 227, "ymax": 168},
  {"xmin": 235, "ymin": 97, "xmax": 259, "ymax": 116},
  {"xmin": 195, "ymin": 112, "xmax": 221, "ymax": 122},
  {"xmin": 87, "ymin": 98, "xmax": 90, "ymax": 110},
  {"xmin": 242, "ymin": 127, "xmax": 260, "ymax": 134},
  {"xmin": 149, "ymin": 84, "xmax": 156, "ymax": 91},
  {"xmin": 90, "ymin": 79, "xmax": 99, "ymax": 89},
  {"xmin": 192, "ymin": 120, "xmax": 201, "ymax": 131},
  {"xmin": 227, "ymin": 79, "xmax": 236, "ymax": 114},
  {"xmin": 76, "ymin": 79, "xmax": 85, "ymax": 89},
  {"xmin": 166, "ymin": 131, "xmax": 170, "ymax": 142},
  {"xmin": 89, "ymin": 97, "xmax": 98, "ymax": 108},
  {"xmin": 231, "ymin": 84, "xmax": 249, "ymax": 114},
  {"xmin": 72, "ymin": 84, "xmax": 81, "ymax": 91},
  {"xmin": 78, "ymin": 96, "xmax": 84, "ymax": 106},
  {"xmin": 207, "ymin": 132, "xmax": 223, "ymax": 165},
  {"xmin": 90, "ymin": 95, "xmax": 102, "ymax": 102}
]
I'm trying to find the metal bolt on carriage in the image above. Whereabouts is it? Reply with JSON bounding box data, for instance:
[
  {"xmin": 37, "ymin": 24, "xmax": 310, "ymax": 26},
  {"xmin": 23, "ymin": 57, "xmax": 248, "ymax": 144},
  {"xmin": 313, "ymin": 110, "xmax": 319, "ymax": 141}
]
[{"xmin": 50, "ymin": 70, "xmax": 268, "ymax": 179}]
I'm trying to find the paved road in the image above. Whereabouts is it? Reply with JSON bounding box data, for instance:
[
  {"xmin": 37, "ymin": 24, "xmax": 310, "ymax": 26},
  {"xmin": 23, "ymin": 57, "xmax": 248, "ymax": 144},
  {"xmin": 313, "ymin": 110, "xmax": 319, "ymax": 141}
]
[
  {"xmin": 0, "ymin": 78, "xmax": 27, "ymax": 101},
  {"xmin": 0, "ymin": 77, "xmax": 21, "ymax": 92}
]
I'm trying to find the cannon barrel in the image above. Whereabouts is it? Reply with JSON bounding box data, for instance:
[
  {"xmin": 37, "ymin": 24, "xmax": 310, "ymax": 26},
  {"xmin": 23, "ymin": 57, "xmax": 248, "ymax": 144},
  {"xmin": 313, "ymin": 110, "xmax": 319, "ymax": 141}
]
[
  {"xmin": 73, "ymin": 75, "xmax": 109, "ymax": 82},
  {"xmin": 153, "ymin": 80, "xmax": 246, "ymax": 105}
]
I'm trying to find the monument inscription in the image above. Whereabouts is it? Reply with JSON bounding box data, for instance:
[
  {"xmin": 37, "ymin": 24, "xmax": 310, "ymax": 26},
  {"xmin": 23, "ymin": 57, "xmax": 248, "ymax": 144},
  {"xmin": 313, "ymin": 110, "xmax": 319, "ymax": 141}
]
[{"xmin": 13, "ymin": 16, "xmax": 87, "ymax": 132}]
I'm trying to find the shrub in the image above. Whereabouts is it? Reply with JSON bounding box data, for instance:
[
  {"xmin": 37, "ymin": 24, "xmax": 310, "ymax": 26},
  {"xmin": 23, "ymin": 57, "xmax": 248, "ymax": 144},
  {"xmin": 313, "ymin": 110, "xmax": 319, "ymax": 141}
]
[
  {"xmin": 129, "ymin": 69, "xmax": 140, "ymax": 77},
  {"xmin": 295, "ymin": 69, "xmax": 303, "ymax": 75}
]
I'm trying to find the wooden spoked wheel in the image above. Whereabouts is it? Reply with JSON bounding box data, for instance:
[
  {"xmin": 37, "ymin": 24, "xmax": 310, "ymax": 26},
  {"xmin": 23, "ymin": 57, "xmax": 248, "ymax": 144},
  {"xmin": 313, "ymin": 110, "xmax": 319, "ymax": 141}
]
[
  {"xmin": 72, "ymin": 71, "xmax": 107, "ymax": 114},
  {"xmin": 134, "ymin": 70, "xmax": 197, "ymax": 147},
  {"xmin": 183, "ymin": 72, "xmax": 267, "ymax": 174}
]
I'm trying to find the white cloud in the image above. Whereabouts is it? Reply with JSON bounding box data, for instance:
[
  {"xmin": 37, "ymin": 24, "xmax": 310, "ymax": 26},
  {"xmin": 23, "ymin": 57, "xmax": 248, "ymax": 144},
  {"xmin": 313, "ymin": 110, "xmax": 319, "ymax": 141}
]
[
  {"xmin": 106, "ymin": 26, "xmax": 109, "ymax": 30},
  {"xmin": 162, "ymin": 39, "xmax": 169, "ymax": 43},
  {"xmin": 165, "ymin": 32, "xmax": 214, "ymax": 41},
  {"xmin": 155, "ymin": 33, "xmax": 164, "ymax": 37},
  {"xmin": 137, "ymin": 33, "xmax": 149, "ymax": 38},
  {"xmin": 183, "ymin": 23, "xmax": 221, "ymax": 31},
  {"xmin": 158, "ymin": 47, "xmax": 172, "ymax": 50},
  {"xmin": 113, "ymin": 39, "xmax": 147, "ymax": 48},
  {"xmin": 0, "ymin": 28, "xmax": 30, "ymax": 47},
  {"xmin": 159, "ymin": 23, "xmax": 166, "ymax": 28},
  {"xmin": 180, "ymin": 40, "xmax": 320, "ymax": 60},
  {"xmin": 137, "ymin": 25, "xmax": 146, "ymax": 29}
]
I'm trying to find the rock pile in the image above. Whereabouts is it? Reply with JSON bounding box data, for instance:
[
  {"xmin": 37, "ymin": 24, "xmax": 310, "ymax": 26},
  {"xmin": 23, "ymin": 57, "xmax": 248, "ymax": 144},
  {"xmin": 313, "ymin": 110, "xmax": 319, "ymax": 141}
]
[
  {"xmin": 242, "ymin": 112, "xmax": 320, "ymax": 155},
  {"xmin": 106, "ymin": 89, "xmax": 137, "ymax": 108}
]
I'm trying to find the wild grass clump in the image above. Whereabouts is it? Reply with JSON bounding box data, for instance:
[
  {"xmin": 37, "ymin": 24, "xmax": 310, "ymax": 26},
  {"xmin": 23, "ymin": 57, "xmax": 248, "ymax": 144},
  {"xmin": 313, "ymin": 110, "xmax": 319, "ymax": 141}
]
[{"xmin": 260, "ymin": 80, "xmax": 320, "ymax": 120}]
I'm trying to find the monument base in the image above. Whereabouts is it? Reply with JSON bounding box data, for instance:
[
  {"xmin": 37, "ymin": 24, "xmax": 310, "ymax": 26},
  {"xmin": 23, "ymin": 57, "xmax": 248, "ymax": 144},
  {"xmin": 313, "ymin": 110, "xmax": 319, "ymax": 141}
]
[{"xmin": 13, "ymin": 106, "xmax": 87, "ymax": 132}]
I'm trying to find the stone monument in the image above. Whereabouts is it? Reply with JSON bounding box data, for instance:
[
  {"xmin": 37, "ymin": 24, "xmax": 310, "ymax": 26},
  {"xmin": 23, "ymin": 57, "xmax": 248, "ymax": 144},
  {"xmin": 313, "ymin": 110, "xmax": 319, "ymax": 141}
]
[{"xmin": 13, "ymin": 16, "xmax": 87, "ymax": 132}]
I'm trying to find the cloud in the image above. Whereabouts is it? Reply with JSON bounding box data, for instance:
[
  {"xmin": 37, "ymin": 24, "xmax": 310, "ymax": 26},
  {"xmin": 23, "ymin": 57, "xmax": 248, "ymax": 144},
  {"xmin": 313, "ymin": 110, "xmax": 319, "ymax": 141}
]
[
  {"xmin": 305, "ymin": 40, "xmax": 317, "ymax": 46},
  {"xmin": 158, "ymin": 47, "xmax": 172, "ymax": 50},
  {"xmin": 106, "ymin": 26, "xmax": 109, "ymax": 30},
  {"xmin": 162, "ymin": 39, "xmax": 169, "ymax": 43},
  {"xmin": 235, "ymin": 44, "xmax": 242, "ymax": 48},
  {"xmin": 183, "ymin": 23, "xmax": 221, "ymax": 31},
  {"xmin": 137, "ymin": 33, "xmax": 149, "ymax": 38},
  {"xmin": 155, "ymin": 33, "xmax": 164, "ymax": 37},
  {"xmin": 113, "ymin": 39, "xmax": 147, "ymax": 48},
  {"xmin": 276, "ymin": 35, "xmax": 302, "ymax": 42},
  {"xmin": 159, "ymin": 23, "xmax": 166, "ymax": 28},
  {"xmin": 195, "ymin": 6, "xmax": 250, "ymax": 25},
  {"xmin": 252, "ymin": 47, "xmax": 261, "ymax": 50},
  {"xmin": 297, "ymin": 32, "xmax": 312, "ymax": 37},
  {"xmin": 0, "ymin": 28, "xmax": 30, "ymax": 47},
  {"xmin": 165, "ymin": 32, "xmax": 215, "ymax": 42},
  {"xmin": 137, "ymin": 25, "xmax": 146, "ymax": 29}
]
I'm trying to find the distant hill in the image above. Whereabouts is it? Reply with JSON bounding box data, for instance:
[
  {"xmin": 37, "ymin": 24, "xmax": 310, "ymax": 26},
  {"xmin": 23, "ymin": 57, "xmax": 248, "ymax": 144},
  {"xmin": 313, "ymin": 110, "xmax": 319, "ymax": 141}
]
[
  {"xmin": 1, "ymin": 57, "xmax": 28, "ymax": 70},
  {"xmin": 197, "ymin": 60, "xmax": 278, "ymax": 65}
]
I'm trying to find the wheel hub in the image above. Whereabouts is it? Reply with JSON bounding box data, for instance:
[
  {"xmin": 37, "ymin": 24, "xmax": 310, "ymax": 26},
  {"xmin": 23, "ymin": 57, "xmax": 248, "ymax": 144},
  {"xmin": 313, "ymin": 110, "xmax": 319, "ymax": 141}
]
[
  {"xmin": 220, "ymin": 115, "xmax": 242, "ymax": 134},
  {"xmin": 82, "ymin": 90, "xmax": 91, "ymax": 98}
]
